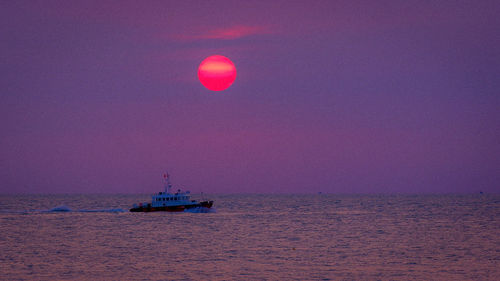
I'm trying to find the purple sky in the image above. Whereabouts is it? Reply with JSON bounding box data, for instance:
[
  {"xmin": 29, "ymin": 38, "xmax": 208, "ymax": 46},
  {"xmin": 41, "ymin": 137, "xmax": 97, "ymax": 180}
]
[{"xmin": 1, "ymin": 0, "xmax": 499, "ymax": 193}]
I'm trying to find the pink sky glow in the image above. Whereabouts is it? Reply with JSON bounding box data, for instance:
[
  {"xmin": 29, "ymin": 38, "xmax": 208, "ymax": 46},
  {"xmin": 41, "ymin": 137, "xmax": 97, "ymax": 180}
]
[{"xmin": 1, "ymin": 0, "xmax": 499, "ymax": 194}]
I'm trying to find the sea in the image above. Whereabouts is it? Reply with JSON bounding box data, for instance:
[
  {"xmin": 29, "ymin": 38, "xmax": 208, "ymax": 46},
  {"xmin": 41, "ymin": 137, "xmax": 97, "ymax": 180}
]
[{"xmin": 0, "ymin": 194, "xmax": 499, "ymax": 280}]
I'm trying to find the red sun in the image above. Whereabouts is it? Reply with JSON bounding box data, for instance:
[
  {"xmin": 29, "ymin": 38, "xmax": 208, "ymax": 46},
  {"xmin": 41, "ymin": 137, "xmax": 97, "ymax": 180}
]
[{"xmin": 198, "ymin": 55, "xmax": 237, "ymax": 91}]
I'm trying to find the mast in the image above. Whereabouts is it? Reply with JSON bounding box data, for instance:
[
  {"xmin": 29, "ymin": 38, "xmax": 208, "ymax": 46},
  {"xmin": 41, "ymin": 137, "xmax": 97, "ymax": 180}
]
[{"xmin": 163, "ymin": 172, "xmax": 172, "ymax": 193}]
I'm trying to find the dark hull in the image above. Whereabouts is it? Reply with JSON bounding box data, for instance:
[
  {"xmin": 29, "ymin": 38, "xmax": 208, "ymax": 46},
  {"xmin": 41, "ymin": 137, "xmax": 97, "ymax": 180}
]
[{"xmin": 129, "ymin": 201, "xmax": 213, "ymax": 212}]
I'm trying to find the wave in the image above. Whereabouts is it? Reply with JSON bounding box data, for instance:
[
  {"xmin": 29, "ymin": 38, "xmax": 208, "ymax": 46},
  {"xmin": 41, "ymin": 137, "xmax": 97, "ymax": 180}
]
[{"xmin": 47, "ymin": 205, "xmax": 72, "ymax": 212}]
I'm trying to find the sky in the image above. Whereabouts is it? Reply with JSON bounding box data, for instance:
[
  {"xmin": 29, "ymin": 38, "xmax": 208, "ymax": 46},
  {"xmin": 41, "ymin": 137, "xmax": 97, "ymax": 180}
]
[{"xmin": 1, "ymin": 0, "xmax": 499, "ymax": 194}]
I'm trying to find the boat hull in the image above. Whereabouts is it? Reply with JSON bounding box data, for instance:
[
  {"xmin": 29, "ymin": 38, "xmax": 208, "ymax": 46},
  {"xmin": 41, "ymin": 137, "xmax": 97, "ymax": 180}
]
[{"xmin": 129, "ymin": 200, "xmax": 213, "ymax": 212}]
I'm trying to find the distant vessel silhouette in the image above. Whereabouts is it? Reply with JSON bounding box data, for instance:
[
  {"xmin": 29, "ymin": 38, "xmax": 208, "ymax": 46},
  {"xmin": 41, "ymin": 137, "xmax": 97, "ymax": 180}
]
[{"xmin": 130, "ymin": 173, "xmax": 213, "ymax": 212}]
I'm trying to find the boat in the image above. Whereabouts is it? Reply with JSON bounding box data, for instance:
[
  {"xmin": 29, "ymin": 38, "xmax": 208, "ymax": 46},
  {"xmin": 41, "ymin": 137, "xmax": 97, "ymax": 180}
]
[{"xmin": 130, "ymin": 173, "xmax": 213, "ymax": 212}]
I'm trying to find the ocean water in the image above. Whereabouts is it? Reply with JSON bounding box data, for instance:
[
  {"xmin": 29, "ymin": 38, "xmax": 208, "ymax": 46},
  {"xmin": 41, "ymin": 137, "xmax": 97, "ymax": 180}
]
[{"xmin": 0, "ymin": 194, "xmax": 499, "ymax": 280}]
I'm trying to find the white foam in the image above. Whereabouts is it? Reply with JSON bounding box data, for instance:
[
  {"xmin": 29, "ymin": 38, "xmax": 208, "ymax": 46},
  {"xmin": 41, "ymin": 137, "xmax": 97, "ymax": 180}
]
[{"xmin": 184, "ymin": 207, "xmax": 216, "ymax": 213}]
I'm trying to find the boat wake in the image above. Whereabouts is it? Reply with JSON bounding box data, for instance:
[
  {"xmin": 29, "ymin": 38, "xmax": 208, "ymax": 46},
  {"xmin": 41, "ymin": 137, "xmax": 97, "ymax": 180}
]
[
  {"xmin": 47, "ymin": 205, "xmax": 72, "ymax": 212},
  {"xmin": 1, "ymin": 205, "xmax": 215, "ymax": 214},
  {"xmin": 184, "ymin": 207, "xmax": 216, "ymax": 213},
  {"xmin": 0, "ymin": 205, "xmax": 125, "ymax": 214},
  {"xmin": 44, "ymin": 205, "xmax": 126, "ymax": 213},
  {"xmin": 78, "ymin": 208, "xmax": 125, "ymax": 213}
]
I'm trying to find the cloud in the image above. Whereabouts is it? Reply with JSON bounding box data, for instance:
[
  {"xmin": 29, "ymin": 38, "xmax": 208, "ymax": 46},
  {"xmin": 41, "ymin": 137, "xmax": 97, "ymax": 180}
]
[
  {"xmin": 203, "ymin": 25, "xmax": 271, "ymax": 39},
  {"xmin": 175, "ymin": 25, "xmax": 273, "ymax": 41}
]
